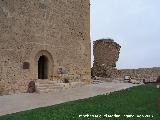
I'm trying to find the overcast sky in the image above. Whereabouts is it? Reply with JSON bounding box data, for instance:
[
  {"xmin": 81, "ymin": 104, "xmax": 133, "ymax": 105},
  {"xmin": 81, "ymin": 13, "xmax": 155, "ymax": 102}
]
[{"xmin": 90, "ymin": 0, "xmax": 160, "ymax": 69}]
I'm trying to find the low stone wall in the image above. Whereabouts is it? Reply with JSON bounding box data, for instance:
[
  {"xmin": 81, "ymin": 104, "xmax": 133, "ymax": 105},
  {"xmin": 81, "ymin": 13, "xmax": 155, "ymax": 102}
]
[{"xmin": 112, "ymin": 67, "xmax": 160, "ymax": 82}]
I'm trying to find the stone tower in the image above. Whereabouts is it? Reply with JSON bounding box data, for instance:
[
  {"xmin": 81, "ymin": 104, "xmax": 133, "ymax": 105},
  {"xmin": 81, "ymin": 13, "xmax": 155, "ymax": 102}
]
[
  {"xmin": 92, "ymin": 39, "xmax": 121, "ymax": 78},
  {"xmin": 0, "ymin": 0, "xmax": 91, "ymax": 94}
]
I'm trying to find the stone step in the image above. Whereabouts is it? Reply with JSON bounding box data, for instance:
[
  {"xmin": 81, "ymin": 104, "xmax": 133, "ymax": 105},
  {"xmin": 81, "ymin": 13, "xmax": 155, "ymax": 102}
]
[
  {"xmin": 36, "ymin": 81, "xmax": 85, "ymax": 93},
  {"xmin": 92, "ymin": 80, "xmax": 103, "ymax": 84},
  {"xmin": 36, "ymin": 80, "xmax": 57, "ymax": 86},
  {"xmin": 39, "ymin": 88, "xmax": 62, "ymax": 93},
  {"xmin": 38, "ymin": 86, "xmax": 63, "ymax": 92},
  {"xmin": 36, "ymin": 83, "xmax": 58, "ymax": 87},
  {"xmin": 36, "ymin": 80, "xmax": 63, "ymax": 93},
  {"xmin": 36, "ymin": 80, "xmax": 56, "ymax": 84},
  {"xmin": 38, "ymin": 85, "xmax": 62, "ymax": 90}
]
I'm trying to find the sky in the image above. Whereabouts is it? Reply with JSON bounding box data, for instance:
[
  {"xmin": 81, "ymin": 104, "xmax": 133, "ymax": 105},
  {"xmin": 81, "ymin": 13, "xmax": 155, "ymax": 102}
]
[{"xmin": 90, "ymin": 0, "xmax": 160, "ymax": 69}]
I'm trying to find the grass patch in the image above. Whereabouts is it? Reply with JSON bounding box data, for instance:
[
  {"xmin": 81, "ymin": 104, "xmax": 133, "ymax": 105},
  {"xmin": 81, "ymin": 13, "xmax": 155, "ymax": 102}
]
[{"xmin": 0, "ymin": 84, "xmax": 160, "ymax": 120}]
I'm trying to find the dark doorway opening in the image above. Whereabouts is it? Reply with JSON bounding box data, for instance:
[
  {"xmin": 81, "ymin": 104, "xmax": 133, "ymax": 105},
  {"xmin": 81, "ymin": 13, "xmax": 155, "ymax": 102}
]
[{"xmin": 38, "ymin": 55, "xmax": 48, "ymax": 79}]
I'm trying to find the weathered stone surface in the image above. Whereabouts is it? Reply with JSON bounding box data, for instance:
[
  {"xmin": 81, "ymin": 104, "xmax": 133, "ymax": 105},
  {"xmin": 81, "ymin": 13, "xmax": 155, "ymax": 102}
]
[
  {"xmin": 92, "ymin": 39, "xmax": 121, "ymax": 78},
  {"xmin": 129, "ymin": 79, "xmax": 141, "ymax": 84},
  {"xmin": 27, "ymin": 81, "xmax": 36, "ymax": 93},
  {"xmin": 0, "ymin": 81, "xmax": 5, "ymax": 95},
  {"xmin": 92, "ymin": 39, "xmax": 160, "ymax": 83},
  {"xmin": 0, "ymin": 0, "xmax": 91, "ymax": 95}
]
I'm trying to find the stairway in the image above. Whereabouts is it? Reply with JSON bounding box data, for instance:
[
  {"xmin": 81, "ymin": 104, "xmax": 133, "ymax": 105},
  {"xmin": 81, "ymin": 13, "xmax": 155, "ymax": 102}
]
[
  {"xmin": 36, "ymin": 80, "xmax": 63, "ymax": 93},
  {"xmin": 92, "ymin": 80, "xmax": 103, "ymax": 84}
]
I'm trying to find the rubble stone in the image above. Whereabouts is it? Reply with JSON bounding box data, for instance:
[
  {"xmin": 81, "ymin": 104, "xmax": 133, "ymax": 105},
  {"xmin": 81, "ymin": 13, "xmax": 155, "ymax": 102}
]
[{"xmin": 27, "ymin": 81, "xmax": 36, "ymax": 93}]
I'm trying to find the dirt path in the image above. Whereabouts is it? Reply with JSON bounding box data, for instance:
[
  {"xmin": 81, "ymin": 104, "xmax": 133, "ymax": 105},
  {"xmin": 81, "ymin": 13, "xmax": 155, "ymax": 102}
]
[{"xmin": 0, "ymin": 82, "xmax": 141, "ymax": 116}]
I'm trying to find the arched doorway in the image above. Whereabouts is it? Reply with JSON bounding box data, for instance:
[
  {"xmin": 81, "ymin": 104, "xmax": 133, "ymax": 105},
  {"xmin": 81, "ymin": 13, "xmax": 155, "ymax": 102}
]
[
  {"xmin": 38, "ymin": 55, "xmax": 48, "ymax": 79},
  {"xmin": 34, "ymin": 50, "xmax": 54, "ymax": 80}
]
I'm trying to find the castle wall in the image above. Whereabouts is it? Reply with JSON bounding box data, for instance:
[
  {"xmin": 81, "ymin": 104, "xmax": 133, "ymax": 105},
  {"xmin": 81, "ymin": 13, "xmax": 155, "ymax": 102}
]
[
  {"xmin": 112, "ymin": 68, "xmax": 160, "ymax": 82},
  {"xmin": 0, "ymin": 0, "xmax": 91, "ymax": 94},
  {"xmin": 92, "ymin": 39, "xmax": 160, "ymax": 82}
]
